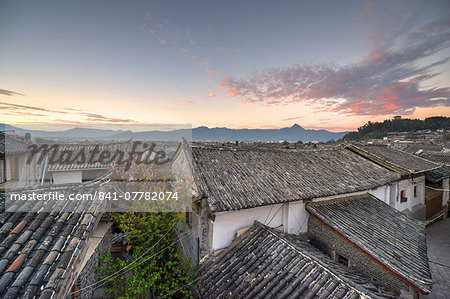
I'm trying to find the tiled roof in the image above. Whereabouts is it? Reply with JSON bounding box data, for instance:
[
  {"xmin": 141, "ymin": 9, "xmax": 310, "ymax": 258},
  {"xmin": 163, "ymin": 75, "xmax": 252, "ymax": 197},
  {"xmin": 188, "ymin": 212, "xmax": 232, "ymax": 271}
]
[
  {"xmin": 0, "ymin": 180, "xmax": 109, "ymax": 298},
  {"xmin": 306, "ymin": 193, "xmax": 432, "ymax": 294},
  {"xmin": 426, "ymin": 165, "xmax": 450, "ymax": 183},
  {"xmin": 190, "ymin": 146, "xmax": 399, "ymax": 212},
  {"xmin": 196, "ymin": 221, "xmax": 393, "ymax": 299},
  {"xmin": 46, "ymin": 143, "xmax": 123, "ymax": 172},
  {"xmin": 403, "ymin": 145, "xmax": 444, "ymax": 154},
  {"xmin": 0, "ymin": 133, "xmax": 30, "ymax": 155},
  {"xmin": 420, "ymin": 152, "xmax": 450, "ymax": 166},
  {"xmin": 346, "ymin": 144, "xmax": 439, "ymax": 174}
]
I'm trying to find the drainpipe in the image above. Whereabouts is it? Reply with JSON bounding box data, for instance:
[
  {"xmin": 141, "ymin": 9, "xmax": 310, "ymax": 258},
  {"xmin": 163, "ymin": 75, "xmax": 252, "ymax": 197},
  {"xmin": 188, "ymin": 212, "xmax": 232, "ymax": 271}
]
[{"xmin": 40, "ymin": 155, "xmax": 48, "ymax": 185}]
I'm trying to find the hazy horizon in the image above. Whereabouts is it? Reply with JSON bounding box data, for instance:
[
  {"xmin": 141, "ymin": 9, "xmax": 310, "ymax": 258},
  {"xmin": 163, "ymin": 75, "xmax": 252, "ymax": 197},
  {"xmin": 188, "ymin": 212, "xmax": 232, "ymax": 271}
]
[{"xmin": 1, "ymin": 1, "xmax": 449, "ymax": 131}]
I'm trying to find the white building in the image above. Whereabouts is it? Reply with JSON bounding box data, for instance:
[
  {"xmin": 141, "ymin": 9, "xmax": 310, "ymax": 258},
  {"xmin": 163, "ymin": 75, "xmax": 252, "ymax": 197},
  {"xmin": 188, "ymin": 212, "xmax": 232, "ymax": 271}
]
[
  {"xmin": 0, "ymin": 133, "xmax": 42, "ymax": 189},
  {"xmin": 172, "ymin": 142, "xmax": 402, "ymax": 264},
  {"xmin": 346, "ymin": 144, "xmax": 442, "ymax": 220}
]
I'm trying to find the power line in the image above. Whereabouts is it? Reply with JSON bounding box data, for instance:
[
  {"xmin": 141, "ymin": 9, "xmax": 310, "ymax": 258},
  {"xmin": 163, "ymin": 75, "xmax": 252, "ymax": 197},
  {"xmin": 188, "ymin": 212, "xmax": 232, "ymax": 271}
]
[
  {"xmin": 424, "ymin": 185, "xmax": 450, "ymax": 192},
  {"xmin": 73, "ymin": 223, "xmax": 177, "ymax": 295},
  {"xmin": 76, "ymin": 231, "xmax": 192, "ymax": 297},
  {"xmin": 262, "ymin": 205, "xmax": 274, "ymax": 225},
  {"xmin": 265, "ymin": 204, "xmax": 283, "ymax": 226},
  {"xmin": 157, "ymin": 276, "xmax": 201, "ymax": 299},
  {"xmin": 288, "ymin": 205, "xmax": 308, "ymax": 235}
]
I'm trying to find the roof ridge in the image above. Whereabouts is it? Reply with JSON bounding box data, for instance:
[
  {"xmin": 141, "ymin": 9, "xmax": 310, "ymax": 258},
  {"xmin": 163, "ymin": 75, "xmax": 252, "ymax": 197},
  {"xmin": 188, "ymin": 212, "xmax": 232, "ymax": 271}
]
[
  {"xmin": 191, "ymin": 144, "xmax": 341, "ymax": 153},
  {"xmin": 254, "ymin": 221, "xmax": 379, "ymax": 298},
  {"xmin": 305, "ymin": 193, "xmax": 431, "ymax": 293}
]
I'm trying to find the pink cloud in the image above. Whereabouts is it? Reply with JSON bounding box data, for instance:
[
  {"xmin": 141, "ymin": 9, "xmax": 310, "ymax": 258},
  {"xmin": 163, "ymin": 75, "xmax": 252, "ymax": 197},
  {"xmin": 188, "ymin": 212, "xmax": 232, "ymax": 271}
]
[
  {"xmin": 185, "ymin": 100, "xmax": 194, "ymax": 105},
  {"xmin": 205, "ymin": 93, "xmax": 216, "ymax": 98},
  {"xmin": 220, "ymin": 16, "xmax": 450, "ymax": 116},
  {"xmin": 240, "ymin": 98, "xmax": 256, "ymax": 104},
  {"xmin": 225, "ymin": 88, "xmax": 239, "ymax": 97}
]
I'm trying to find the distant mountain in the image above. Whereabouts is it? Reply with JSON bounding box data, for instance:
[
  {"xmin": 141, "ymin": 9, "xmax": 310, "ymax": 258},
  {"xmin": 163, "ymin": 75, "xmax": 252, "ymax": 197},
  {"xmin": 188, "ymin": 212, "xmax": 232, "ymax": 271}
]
[
  {"xmin": 0, "ymin": 125, "xmax": 124, "ymax": 139},
  {"xmin": 191, "ymin": 124, "xmax": 346, "ymax": 142},
  {"xmin": 2, "ymin": 124, "xmax": 347, "ymax": 142}
]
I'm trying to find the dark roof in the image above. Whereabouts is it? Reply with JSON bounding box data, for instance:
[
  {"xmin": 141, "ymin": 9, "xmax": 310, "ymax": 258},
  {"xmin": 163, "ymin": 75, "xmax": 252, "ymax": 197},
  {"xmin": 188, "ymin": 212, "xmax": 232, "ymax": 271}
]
[
  {"xmin": 190, "ymin": 146, "xmax": 399, "ymax": 212},
  {"xmin": 196, "ymin": 221, "xmax": 393, "ymax": 299},
  {"xmin": 46, "ymin": 143, "xmax": 124, "ymax": 172},
  {"xmin": 346, "ymin": 144, "xmax": 439, "ymax": 174},
  {"xmin": 0, "ymin": 181, "xmax": 109, "ymax": 298},
  {"xmin": 426, "ymin": 165, "xmax": 450, "ymax": 183},
  {"xmin": 420, "ymin": 152, "xmax": 450, "ymax": 166},
  {"xmin": 306, "ymin": 193, "xmax": 432, "ymax": 294},
  {"xmin": 403, "ymin": 145, "xmax": 444, "ymax": 154},
  {"xmin": 0, "ymin": 133, "xmax": 30, "ymax": 155}
]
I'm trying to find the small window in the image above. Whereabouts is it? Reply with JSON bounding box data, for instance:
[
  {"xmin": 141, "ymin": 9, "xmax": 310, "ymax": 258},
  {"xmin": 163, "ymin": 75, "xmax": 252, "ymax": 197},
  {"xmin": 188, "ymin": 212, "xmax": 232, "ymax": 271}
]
[
  {"xmin": 400, "ymin": 190, "xmax": 407, "ymax": 203},
  {"xmin": 337, "ymin": 254, "xmax": 349, "ymax": 266},
  {"xmin": 414, "ymin": 186, "xmax": 417, "ymax": 198}
]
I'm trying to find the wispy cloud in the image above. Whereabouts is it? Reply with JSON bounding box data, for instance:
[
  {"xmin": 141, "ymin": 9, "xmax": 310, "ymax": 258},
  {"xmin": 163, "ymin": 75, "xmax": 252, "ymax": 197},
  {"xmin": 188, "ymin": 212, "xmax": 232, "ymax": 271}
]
[
  {"xmin": 82, "ymin": 113, "xmax": 135, "ymax": 123},
  {"xmin": 283, "ymin": 116, "xmax": 304, "ymax": 121},
  {"xmin": 205, "ymin": 93, "xmax": 216, "ymax": 98},
  {"xmin": 0, "ymin": 102, "xmax": 67, "ymax": 114},
  {"xmin": 221, "ymin": 16, "xmax": 450, "ymax": 116},
  {"xmin": 1, "ymin": 102, "xmax": 136, "ymax": 124},
  {"xmin": 0, "ymin": 89, "xmax": 24, "ymax": 96},
  {"xmin": 185, "ymin": 100, "xmax": 194, "ymax": 105}
]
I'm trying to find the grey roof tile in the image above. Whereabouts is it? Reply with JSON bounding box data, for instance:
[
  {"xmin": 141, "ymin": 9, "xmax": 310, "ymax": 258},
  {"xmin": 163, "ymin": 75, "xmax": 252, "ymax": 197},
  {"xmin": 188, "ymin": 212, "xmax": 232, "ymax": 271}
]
[
  {"xmin": 191, "ymin": 146, "xmax": 399, "ymax": 212},
  {"xmin": 26, "ymin": 249, "xmax": 47, "ymax": 268},
  {"xmin": 420, "ymin": 152, "xmax": 450, "ymax": 165},
  {"xmin": 0, "ymin": 133, "xmax": 30, "ymax": 155},
  {"xmin": 3, "ymin": 286, "xmax": 20, "ymax": 299},
  {"xmin": 306, "ymin": 193, "xmax": 432, "ymax": 294},
  {"xmin": 426, "ymin": 165, "xmax": 450, "ymax": 183},
  {"xmin": 11, "ymin": 266, "xmax": 34, "ymax": 287},
  {"xmin": 45, "ymin": 142, "xmax": 126, "ymax": 171},
  {"xmin": 196, "ymin": 221, "xmax": 393, "ymax": 299},
  {"xmin": 29, "ymin": 264, "xmax": 50, "ymax": 285},
  {"xmin": 346, "ymin": 144, "xmax": 439, "ymax": 174},
  {"xmin": 0, "ymin": 272, "xmax": 15, "ymax": 295},
  {"xmin": 22, "ymin": 285, "xmax": 39, "ymax": 299},
  {"xmin": 0, "ymin": 180, "xmax": 110, "ymax": 298}
]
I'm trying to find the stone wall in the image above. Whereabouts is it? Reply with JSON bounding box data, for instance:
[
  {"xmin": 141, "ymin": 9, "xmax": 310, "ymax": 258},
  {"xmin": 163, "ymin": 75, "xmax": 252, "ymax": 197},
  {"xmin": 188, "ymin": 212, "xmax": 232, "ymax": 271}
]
[
  {"xmin": 75, "ymin": 225, "xmax": 113, "ymax": 299},
  {"xmin": 178, "ymin": 208, "xmax": 200, "ymax": 266},
  {"xmin": 307, "ymin": 215, "xmax": 414, "ymax": 297}
]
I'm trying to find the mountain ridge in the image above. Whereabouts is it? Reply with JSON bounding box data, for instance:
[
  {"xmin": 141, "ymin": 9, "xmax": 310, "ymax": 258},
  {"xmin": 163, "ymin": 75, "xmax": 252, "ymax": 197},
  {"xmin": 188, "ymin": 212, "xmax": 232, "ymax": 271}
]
[{"xmin": 2, "ymin": 124, "xmax": 347, "ymax": 142}]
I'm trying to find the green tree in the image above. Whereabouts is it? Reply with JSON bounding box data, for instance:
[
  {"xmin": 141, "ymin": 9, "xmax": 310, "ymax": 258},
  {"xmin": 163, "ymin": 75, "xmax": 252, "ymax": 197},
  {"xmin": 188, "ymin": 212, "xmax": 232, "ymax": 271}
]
[
  {"xmin": 97, "ymin": 212, "xmax": 194, "ymax": 298},
  {"xmin": 343, "ymin": 116, "xmax": 450, "ymax": 141}
]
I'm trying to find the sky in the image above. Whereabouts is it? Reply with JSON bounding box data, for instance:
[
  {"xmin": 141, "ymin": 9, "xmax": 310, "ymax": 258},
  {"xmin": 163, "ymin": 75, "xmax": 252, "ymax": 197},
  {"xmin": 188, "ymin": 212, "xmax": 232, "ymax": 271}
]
[{"xmin": 0, "ymin": 0, "xmax": 449, "ymax": 132}]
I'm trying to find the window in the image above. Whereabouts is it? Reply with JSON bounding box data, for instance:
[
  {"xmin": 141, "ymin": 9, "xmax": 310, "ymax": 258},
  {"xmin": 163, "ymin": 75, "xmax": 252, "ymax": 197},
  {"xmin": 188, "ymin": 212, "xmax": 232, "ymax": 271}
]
[
  {"xmin": 414, "ymin": 186, "xmax": 417, "ymax": 198},
  {"xmin": 10, "ymin": 157, "xmax": 19, "ymax": 181},
  {"xmin": 336, "ymin": 254, "xmax": 349, "ymax": 266},
  {"xmin": 0, "ymin": 159, "xmax": 5, "ymax": 183},
  {"xmin": 400, "ymin": 190, "xmax": 407, "ymax": 203}
]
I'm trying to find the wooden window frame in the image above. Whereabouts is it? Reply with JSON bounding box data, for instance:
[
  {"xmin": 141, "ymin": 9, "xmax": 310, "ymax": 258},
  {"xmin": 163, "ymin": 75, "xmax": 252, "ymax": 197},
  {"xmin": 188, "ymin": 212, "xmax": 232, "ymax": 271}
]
[{"xmin": 400, "ymin": 190, "xmax": 407, "ymax": 203}]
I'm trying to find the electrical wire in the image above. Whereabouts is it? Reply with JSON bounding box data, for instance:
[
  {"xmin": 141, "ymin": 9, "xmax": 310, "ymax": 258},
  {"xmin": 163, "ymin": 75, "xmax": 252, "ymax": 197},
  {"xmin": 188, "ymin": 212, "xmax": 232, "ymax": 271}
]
[
  {"xmin": 157, "ymin": 276, "xmax": 201, "ymax": 299},
  {"xmin": 72, "ymin": 222, "xmax": 178, "ymax": 295},
  {"xmin": 77, "ymin": 231, "xmax": 192, "ymax": 297}
]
